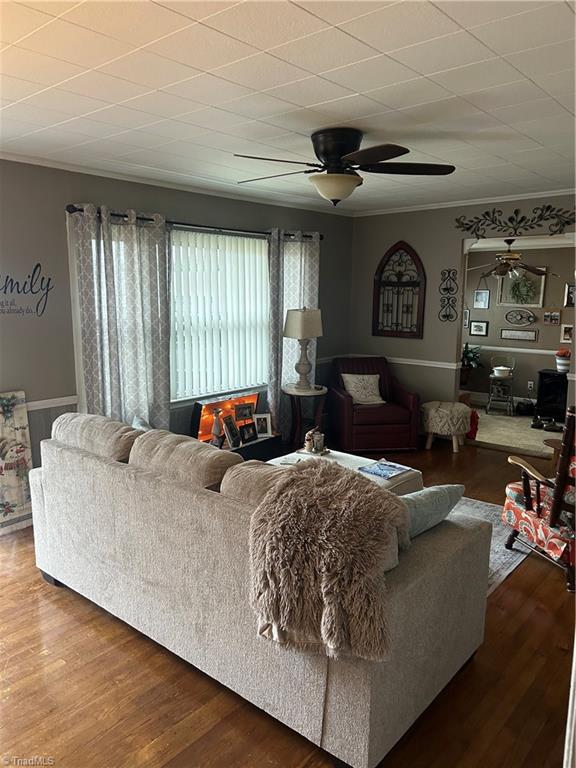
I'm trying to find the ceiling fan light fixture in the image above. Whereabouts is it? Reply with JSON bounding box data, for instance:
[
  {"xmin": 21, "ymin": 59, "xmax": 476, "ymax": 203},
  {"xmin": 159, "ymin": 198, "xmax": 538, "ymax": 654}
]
[{"xmin": 309, "ymin": 172, "xmax": 362, "ymax": 206}]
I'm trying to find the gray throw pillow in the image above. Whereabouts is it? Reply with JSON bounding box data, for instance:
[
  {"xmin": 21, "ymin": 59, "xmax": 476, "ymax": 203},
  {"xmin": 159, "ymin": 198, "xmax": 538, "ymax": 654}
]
[{"xmin": 402, "ymin": 485, "xmax": 465, "ymax": 538}]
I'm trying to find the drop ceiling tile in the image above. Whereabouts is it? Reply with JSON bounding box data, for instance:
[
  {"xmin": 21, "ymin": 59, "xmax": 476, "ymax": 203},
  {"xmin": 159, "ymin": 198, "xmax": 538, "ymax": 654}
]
[
  {"xmin": 314, "ymin": 93, "xmax": 385, "ymax": 119},
  {"xmin": 0, "ymin": 2, "xmax": 55, "ymax": 43},
  {"xmin": 220, "ymin": 92, "xmax": 297, "ymax": 119},
  {"xmin": 320, "ymin": 54, "xmax": 418, "ymax": 92},
  {"xmin": 341, "ymin": 3, "xmax": 460, "ymax": 53},
  {"xmin": 135, "ymin": 119, "xmax": 209, "ymax": 140},
  {"xmin": 98, "ymin": 50, "xmax": 200, "ymax": 89},
  {"xmin": 263, "ymin": 107, "xmax": 336, "ymax": 132},
  {"xmin": 174, "ymin": 106, "xmax": 249, "ymax": 130},
  {"xmin": 3, "ymin": 125, "xmax": 94, "ymax": 150},
  {"xmin": 264, "ymin": 75, "xmax": 353, "ymax": 107},
  {"xmin": 0, "ymin": 115, "xmax": 39, "ymax": 140},
  {"xmin": 147, "ymin": 23, "xmax": 257, "ymax": 70},
  {"xmin": 52, "ymin": 116, "xmax": 124, "ymax": 138},
  {"xmin": 20, "ymin": 2, "xmax": 82, "ymax": 15},
  {"xmin": 61, "ymin": 1, "xmax": 194, "ymax": 46},
  {"xmin": 465, "ymin": 127, "xmax": 541, "ymax": 153},
  {"xmin": 0, "ymin": 45, "xmax": 84, "ymax": 84},
  {"xmin": 294, "ymin": 1, "xmax": 396, "ymax": 25},
  {"xmin": 401, "ymin": 97, "xmax": 483, "ymax": 124},
  {"xmin": 107, "ymin": 128, "xmax": 177, "ymax": 149},
  {"xmin": 203, "ymin": 1, "xmax": 328, "ymax": 48},
  {"xmin": 61, "ymin": 71, "xmax": 151, "ymax": 102},
  {"xmin": 508, "ymin": 147, "xmax": 568, "ymax": 168},
  {"xmin": 504, "ymin": 40, "xmax": 575, "ymax": 77},
  {"xmin": 513, "ymin": 114, "xmax": 575, "ymax": 143},
  {"xmin": 0, "ymin": 73, "xmax": 44, "ymax": 100},
  {"xmin": 223, "ymin": 121, "xmax": 291, "ymax": 140},
  {"xmin": 153, "ymin": 2, "xmax": 242, "ymax": 21},
  {"xmin": 87, "ymin": 105, "xmax": 159, "ymax": 129},
  {"xmin": 555, "ymin": 91, "xmax": 575, "ymax": 113},
  {"xmin": 429, "ymin": 58, "xmax": 523, "ymax": 94},
  {"xmin": 470, "ymin": 4, "xmax": 575, "ymax": 54},
  {"xmin": 530, "ymin": 69, "xmax": 575, "ymax": 98},
  {"xmin": 0, "ymin": 101, "xmax": 75, "ymax": 126},
  {"xmin": 271, "ymin": 28, "xmax": 378, "ymax": 74},
  {"xmin": 121, "ymin": 91, "xmax": 205, "ymax": 117},
  {"xmin": 389, "ymin": 31, "xmax": 494, "ymax": 75},
  {"xmin": 366, "ymin": 77, "xmax": 452, "ymax": 109},
  {"xmin": 433, "ymin": 1, "xmax": 549, "ymax": 28},
  {"xmin": 489, "ymin": 97, "xmax": 570, "ymax": 125},
  {"xmin": 215, "ymin": 53, "xmax": 310, "ymax": 90},
  {"xmin": 18, "ymin": 19, "xmax": 134, "ymax": 68},
  {"xmin": 162, "ymin": 73, "xmax": 254, "ymax": 104},
  {"xmin": 464, "ymin": 80, "xmax": 547, "ymax": 110},
  {"xmin": 20, "ymin": 87, "xmax": 111, "ymax": 117}
]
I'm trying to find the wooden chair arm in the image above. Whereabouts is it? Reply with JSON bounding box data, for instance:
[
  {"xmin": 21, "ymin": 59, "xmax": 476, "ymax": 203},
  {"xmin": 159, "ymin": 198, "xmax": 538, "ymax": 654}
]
[{"xmin": 507, "ymin": 456, "xmax": 554, "ymax": 487}]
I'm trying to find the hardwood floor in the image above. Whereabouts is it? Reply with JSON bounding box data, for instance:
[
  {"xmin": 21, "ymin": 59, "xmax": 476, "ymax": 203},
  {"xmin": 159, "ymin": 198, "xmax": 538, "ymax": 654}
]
[{"xmin": 1, "ymin": 444, "xmax": 573, "ymax": 768}]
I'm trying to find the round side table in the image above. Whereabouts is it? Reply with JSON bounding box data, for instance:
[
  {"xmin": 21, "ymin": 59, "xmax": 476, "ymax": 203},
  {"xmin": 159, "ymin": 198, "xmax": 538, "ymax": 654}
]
[{"xmin": 282, "ymin": 385, "xmax": 328, "ymax": 449}]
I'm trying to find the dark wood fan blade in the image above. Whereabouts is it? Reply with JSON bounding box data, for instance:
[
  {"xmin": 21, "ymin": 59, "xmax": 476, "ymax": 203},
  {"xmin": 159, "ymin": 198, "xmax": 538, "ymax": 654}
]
[
  {"xmin": 237, "ymin": 169, "xmax": 320, "ymax": 184},
  {"xmin": 234, "ymin": 153, "xmax": 323, "ymax": 168},
  {"xmin": 517, "ymin": 263, "xmax": 547, "ymax": 276},
  {"xmin": 360, "ymin": 162, "xmax": 455, "ymax": 175},
  {"xmin": 342, "ymin": 143, "xmax": 408, "ymax": 165}
]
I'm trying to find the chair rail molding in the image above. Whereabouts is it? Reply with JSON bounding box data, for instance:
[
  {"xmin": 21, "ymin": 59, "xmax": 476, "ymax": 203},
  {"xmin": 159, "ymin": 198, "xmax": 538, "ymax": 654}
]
[{"xmin": 26, "ymin": 395, "xmax": 78, "ymax": 412}]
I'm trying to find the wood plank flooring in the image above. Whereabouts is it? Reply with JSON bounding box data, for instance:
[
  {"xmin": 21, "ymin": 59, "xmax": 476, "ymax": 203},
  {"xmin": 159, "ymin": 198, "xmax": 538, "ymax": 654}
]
[{"xmin": 1, "ymin": 443, "xmax": 573, "ymax": 768}]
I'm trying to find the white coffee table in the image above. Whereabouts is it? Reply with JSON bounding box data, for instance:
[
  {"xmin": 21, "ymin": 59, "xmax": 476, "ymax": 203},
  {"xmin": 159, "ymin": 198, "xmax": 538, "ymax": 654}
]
[{"xmin": 268, "ymin": 448, "xmax": 423, "ymax": 496}]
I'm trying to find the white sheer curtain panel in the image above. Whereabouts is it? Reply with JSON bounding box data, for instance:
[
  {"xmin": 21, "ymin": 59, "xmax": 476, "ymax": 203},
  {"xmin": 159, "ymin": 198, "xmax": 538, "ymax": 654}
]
[
  {"xmin": 170, "ymin": 229, "xmax": 269, "ymax": 400},
  {"xmin": 66, "ymin": 204, "xmax": 171, "ymax": 428}
]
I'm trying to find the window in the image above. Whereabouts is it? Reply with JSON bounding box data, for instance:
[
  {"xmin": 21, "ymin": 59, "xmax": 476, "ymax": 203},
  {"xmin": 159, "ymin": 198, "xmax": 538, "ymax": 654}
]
[{"xmin": 170, "ymin": 229, "xmax": 270, "ymax": 400}]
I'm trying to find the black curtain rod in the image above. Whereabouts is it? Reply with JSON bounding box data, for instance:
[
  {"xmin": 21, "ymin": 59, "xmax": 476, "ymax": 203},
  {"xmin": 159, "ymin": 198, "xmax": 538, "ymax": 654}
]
[{"xmin": 65, "ymin": 205, "xmax": 323, "ymax": 240}]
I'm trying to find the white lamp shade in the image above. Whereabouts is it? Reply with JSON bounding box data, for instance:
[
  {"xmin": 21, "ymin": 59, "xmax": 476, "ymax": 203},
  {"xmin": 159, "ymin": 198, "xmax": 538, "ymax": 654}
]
[
  {"xmin": 309, "ymin": 173, "xmax": 362, "ymax": 205},
  {"xmin": 283, "ymin": 308, "xmax": 323, "ymax": 339}
]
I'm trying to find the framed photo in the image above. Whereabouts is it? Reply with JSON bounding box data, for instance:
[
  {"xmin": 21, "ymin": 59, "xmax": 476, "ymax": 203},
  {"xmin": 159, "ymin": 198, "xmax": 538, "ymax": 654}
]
[
  {"xmin": 560, "ymin": 324, "xmax": 573, "ymax": 344},
  {"xmin": 500, "ymin": 328, "xmax": 538, "ymax": 342},
  {"xmin": 564, "ymin": 283, "xmax": 575, "ymax": 308},
  {"xmin": 254, "ymin": 413, "xmax": 273, "ymax": 438},
  {"xmin": 497, "ymin": 269, "xmax": 546, "ymax": 307},
  {"xmin": 234, "ymin": 402, "xmax": 254, "ymax": 422},
  {"xmin": 222, "ymin": 415, "xmax": 241, "ymax": 448},
  {"xmin": 473, "ymin": 289, "xmax": 490, "ymax": 309},
  {"xmin": 544, "ymin": 311, "xmax": 560, "ymax": 326},
  {"xmin": 470, "ymin": 320, "xmax": 488, "ymax": 336},
  {"xmin": 463, "ymin": 309, "xmax": 470, "ymax": 329},
  {"xmin": 239, "ymin": 421, "xmax": 258, "ymax": 444}
]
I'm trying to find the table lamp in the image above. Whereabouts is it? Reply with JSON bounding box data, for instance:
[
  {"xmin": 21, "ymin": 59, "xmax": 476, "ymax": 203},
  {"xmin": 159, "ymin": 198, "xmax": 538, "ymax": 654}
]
[{"xmin": 283, "ymin": 308, "xmax": 323, "ymax": 390}]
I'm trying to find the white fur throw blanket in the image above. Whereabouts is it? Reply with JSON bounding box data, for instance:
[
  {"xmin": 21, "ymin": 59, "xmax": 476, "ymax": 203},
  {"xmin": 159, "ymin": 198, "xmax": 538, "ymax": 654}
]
[{"xmin": 249, "ymin": 460, "xmax": 410, "ymax": 661}]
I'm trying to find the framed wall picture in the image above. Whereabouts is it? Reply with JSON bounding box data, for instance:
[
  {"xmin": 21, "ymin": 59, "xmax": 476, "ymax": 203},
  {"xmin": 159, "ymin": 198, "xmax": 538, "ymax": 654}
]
[
  {"xmin": 543, "ymin": 311, "xmax": 561, "ymax": 325},
  {"xmin": 560, "ymin": 324, "xmax": 573, "ymax": 344},
  {"xmin": 473, "ymin": 289, "xmax": 490, "ymax": 309},
  {"xmin": 254, "ymin": 413, "xmax": 273, "ymax": 438},
  {"xmin": 500, "ymin": 328, "xmax": 538, "ymax": 342},
  {"xmin": 0, "ymin": 390, "xmax": 33, "ymax": 536},
  {"xmin": 564, "ymin": 283, "xmax": 575, "ymax": 308},
  {"xmin": 222, "ymin": 415, "xmax": 241, "ymax": 448},
  {"xmin": 239, "ymin": 421, "xmax": 258, "ymax": 444},
  {"xmin": 470, "ymin": 320, "xmax": 488, "ymax": 336},
  {"xmin": 497, "ymin": 269, "xmax": 546, "ymax": 307}
]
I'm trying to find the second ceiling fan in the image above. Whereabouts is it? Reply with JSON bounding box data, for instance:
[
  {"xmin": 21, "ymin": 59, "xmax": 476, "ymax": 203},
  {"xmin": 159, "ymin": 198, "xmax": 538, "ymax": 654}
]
[{"xmin": 234, "ymin": 127, "xmax": 455, "ymax": 206}]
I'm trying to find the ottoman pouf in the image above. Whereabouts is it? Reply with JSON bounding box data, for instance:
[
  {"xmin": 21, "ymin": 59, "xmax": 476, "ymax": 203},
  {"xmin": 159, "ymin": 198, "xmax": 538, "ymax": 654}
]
[{"xmin": 422, "ymin": 401, "xmax": 472, "ymax": 453}]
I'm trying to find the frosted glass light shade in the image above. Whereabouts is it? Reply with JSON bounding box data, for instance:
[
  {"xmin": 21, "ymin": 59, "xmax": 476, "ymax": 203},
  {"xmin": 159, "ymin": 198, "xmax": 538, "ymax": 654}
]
[
  {"xmin": 309, "ymin": 173, "xmax": 362, "ymax": 205},
  {"xmin": 283, "ymin": 308, "xmax": 323, "ymax": 340}
]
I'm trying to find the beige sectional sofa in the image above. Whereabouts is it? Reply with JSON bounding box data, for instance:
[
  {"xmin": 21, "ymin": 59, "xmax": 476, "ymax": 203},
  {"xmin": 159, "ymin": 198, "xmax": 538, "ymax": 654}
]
[{"xmin": 30, "ymin": 414, "xmax": 492, "ymax": 768}]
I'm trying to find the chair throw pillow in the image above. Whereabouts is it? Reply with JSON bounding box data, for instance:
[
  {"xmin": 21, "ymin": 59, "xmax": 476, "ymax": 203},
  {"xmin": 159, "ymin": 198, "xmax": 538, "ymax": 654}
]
[
  {"xmin": 341, "ymin": 373, "xmax": 385, "ymax": 405},
  {"xmin": 402, "ymin": 484, "xmax": 465, "ymax": 538}
]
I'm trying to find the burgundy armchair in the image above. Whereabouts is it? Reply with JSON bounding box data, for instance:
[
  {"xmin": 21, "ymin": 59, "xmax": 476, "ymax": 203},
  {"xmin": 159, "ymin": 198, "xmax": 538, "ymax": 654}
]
[{"xmin": 328, "ymin": 357, "xmax": 420, "ymax": 453}]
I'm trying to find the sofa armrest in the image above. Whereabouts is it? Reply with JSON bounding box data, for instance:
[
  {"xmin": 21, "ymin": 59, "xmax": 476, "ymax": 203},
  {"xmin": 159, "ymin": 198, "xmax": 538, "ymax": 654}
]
[
  {"xmin": 390, "ymin": 377, "xmax": 419, "ymax": 411},
  {"xmin": 328, "ymin": 387, "xmax": 354, "ymax": 450}
]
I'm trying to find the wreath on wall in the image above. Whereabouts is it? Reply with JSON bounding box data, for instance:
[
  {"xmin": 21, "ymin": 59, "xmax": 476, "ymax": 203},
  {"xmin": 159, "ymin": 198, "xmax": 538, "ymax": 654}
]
[{"xmin": 509, "ymin": 274, "xmax": 537, "ymax": 304}]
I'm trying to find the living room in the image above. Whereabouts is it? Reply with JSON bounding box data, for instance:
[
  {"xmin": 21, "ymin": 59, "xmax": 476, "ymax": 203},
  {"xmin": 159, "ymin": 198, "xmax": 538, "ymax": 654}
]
[{"xmin": 0, "ymin": 1, "xmax": 575, "ymax": 767}]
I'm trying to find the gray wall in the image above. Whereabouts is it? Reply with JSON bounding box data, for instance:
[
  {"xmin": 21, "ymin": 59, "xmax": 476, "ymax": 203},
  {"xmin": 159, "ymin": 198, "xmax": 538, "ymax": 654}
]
[
  {"xmin": 0, "ymin": 158, "xmax": 353, "ymax": 403},
  {"xmin": 465, "ymin": 247, "xmax": 575, "ymax": 396},
  {"xmin": 349, "ymin": 194, "xmax": 575, "ymax": 402}
]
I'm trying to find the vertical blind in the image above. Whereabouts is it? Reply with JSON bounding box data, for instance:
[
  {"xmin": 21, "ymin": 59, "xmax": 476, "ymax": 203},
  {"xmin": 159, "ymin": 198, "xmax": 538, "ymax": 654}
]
[{"xmin": 170, "ymin": 229, "xmax": 270, "ymax": 400}]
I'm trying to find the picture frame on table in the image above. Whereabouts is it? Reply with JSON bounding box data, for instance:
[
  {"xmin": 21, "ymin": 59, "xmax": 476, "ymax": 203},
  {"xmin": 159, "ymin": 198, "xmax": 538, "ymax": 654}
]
[
  {"xmin": 234, "ymin": 402, "xmax": 254, "ymax": 422},
  {"xmin": 254, "ymin": 413, "xmax": 273, "ymax": 438},
  {"xmin": 222, "ymin": 415, "xmax": 241, "ymax": 448},
  {"xmin": 239, "ymin": 421, "xmax": 258, "ymax": 444},
  {"xmin": 463, "ymin": 309, "xmax": 470, "ymax": 329},
  {"xmin": 473, "ymin": 290, "xmax": 490, "ymax": 309},
  {"xmin": 470, "ymin": 320, "xmax": 488, "ymax": 337},
  {"xmin": 560, "ymin": 324, "xmax": 573, "ymax": 344},
  {"xmin": 564, "ymin": 284, "xmax": 575, "ymax": 308}
]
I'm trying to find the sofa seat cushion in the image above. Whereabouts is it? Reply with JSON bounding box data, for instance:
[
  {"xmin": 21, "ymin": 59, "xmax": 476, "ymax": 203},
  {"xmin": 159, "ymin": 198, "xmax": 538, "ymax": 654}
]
[
  {"xmin": 51, "ymin": 412, "xmax": 142, "ymax": 462},
  {"xmin": 130, "ymin": 429, "xmax": 243, "ymax": 488},
  {"xmin": 353, "ymin": 403, "xmax": 410, "ymax": 426}
]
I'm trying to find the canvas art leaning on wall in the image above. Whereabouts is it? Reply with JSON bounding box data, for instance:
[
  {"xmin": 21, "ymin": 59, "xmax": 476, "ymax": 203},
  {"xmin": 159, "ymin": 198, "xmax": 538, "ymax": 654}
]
[{"xmin": 0, "ymin": 390, "xmax": 32, "ymax": 535}]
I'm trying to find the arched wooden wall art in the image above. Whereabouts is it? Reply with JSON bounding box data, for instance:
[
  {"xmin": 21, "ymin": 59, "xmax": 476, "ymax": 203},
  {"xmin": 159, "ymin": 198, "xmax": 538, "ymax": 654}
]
[{"xmin": 372, "ymin": 241, "xmax": 426, "ymax": 338}]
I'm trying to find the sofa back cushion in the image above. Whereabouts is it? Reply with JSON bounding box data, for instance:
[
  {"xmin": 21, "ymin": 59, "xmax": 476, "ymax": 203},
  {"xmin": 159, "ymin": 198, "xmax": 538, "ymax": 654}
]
[
  {"xmin": 130, "ymin": 429, "xmax": 243, "ymax": 488},
  {"xmin": 51, "ymin": 412, "xmax": 142, "ymax": 462},
  {"xmin": 220, "ymin": 460, "xmax": 290, "ymax": 507}
]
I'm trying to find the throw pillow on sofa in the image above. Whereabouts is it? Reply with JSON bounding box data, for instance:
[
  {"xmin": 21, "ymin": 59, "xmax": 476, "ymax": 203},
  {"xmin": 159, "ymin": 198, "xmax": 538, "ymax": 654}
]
[
  {"xmin": 341, "ymin": 373, "xmax": 385, "ymax": 405},
  {"xmin": 402, "ymin": 484, "xmax": 465, "ymax": 538}
]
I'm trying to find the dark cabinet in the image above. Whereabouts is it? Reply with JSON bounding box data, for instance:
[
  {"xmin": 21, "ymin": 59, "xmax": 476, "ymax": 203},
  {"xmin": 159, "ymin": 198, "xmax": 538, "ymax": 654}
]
[{"xmin": 536, "ymin": 369, "xmax": 568, "ymax": 422}]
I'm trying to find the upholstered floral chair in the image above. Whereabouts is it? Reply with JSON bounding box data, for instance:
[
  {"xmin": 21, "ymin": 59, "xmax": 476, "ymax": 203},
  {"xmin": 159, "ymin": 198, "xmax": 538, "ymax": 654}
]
[{"xmin": 502, "ymin": 406, "xmax": 575, "ymax": 591}]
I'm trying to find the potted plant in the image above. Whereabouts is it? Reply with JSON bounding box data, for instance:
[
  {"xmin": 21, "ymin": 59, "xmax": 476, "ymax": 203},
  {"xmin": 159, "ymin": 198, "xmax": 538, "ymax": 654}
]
[
  {"xmin": 460, "ymin": 343, "xmax": 482, "ymax": 386},
  {"xmin": 555, "ymin": 348, "xmax": 571, "ymax": 373}
]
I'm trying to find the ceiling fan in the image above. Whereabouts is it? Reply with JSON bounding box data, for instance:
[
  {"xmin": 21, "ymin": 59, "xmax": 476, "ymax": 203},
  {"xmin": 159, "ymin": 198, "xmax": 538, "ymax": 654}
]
[
  {"xmin": 468, "ymin": 239, "xmax": 555, "ymax": 279},
  {"xmin": 234, "ymin": 127, "xmax": 455, "ymax": 206}
]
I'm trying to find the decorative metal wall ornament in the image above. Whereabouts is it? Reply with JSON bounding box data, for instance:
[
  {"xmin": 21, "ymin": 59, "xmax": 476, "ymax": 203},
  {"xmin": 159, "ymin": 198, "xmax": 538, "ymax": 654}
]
[
  {"xmin": 438, "ymin": 268, "xmax": 458, "ymax": 322},
  {"xmin": 372, "ymin": 241, "xmax": 426, "ymax": 338},
  {"xmin": 455, "ymin": 204, "xmax": 575, "ymax": 238},
  {"xmin": 505, "ymin": 309, "xmax": 537, "ymax": 326}
]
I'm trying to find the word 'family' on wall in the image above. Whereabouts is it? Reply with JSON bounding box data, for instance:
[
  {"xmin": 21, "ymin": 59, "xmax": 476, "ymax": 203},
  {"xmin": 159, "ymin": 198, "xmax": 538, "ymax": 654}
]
[{"xmin": 0, "ymin": 263, "xmax": 54, "ymax": 317}]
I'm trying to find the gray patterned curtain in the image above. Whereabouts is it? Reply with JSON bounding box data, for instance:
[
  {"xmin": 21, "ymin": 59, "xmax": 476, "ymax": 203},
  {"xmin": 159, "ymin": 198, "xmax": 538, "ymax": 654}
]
[
  {"xmin": 66, "ymin": 204, "xmax": 171, "ymax": 428},
  {"xmin": 267, "ymin": 230, "xmax": 320, "ymax": 436}
]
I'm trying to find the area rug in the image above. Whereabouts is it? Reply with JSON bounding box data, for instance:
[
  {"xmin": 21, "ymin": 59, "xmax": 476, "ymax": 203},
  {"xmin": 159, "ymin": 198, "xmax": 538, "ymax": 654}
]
[
  {"xmin": 472, "ymin": 412, "xmax": 553, "ymax": 459},
  {"xmin": 453, "ymin": 496, "xmax": 529, "ymax": 594}
]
